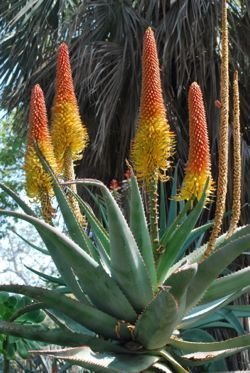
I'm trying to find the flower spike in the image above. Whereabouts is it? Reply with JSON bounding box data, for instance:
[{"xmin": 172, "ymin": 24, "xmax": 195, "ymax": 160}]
[
  {"xmin": 24, "ymin": 84, "xmax": 57, "ymax": 222},
  {"xmin": 131, "ymin": 27, "xmax": 175, "ymax": 185},
  {"xmin": 51, "ymin": 42, "xmax": 88, "ymax": 227},
  {"xmin": 178, "ymin": 82, "xmax": 214, "ymax": 202},
  {"xmin": 51, "ymin": 42, "xmax": 89, "ymax": 171},
  {"xmin": 205, "ymin": 0, "xmax": 229, "ymax": 258}
]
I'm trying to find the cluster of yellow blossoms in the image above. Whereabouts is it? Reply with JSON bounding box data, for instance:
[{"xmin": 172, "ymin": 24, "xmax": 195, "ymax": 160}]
[{"xmin": 25, "ymin": 43, "xmax": 89, "ymax": 222}]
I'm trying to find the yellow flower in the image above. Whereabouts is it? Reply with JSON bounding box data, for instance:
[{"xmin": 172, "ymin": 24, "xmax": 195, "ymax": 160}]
[
  {"xmin": 131, "ymin": 27, "xmax": 175, "ymax": 184},
  {"xmin": 51, "ymin": 42, "xmax": 88, "ymax": 172},
  {"xmin": 178, "ymin": 82, "xmax": 214, "ymax": 202},
  {"xmin": 25, "ymin": 84, "xmax": 57, "ymax": 199}
]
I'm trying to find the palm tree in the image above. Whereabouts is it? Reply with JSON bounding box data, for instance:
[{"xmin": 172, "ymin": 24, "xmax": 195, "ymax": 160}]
[{"xmin": 0, "ymin": 1, "xmax": 250, "ymax": 369}]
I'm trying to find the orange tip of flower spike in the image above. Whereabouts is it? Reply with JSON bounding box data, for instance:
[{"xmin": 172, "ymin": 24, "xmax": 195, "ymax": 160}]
[
  {"xmin": 131, "ymin": 27, "xmax": 175, "ymax": 184},
  {"xmin": 25, "ymin": 84, "xmax": 57, "ymax": 198},
  {"xmin": 177, "ymin": 82, "xmax": 214, "ymax": 202}
]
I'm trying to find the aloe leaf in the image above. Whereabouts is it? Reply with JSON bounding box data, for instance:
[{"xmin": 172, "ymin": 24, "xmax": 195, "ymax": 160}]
[
  {"xmin": 171, "ymin": 333, "xmax": 250, "ymax": 353},
  {"xmin": 179, "ymin": 347, "xmax": 249, "ymax": 366},
  {"xmin": 72, "ymin": 193, "xmax": 110, "ymax": 255},
  {"xmin": 169, "ymin": 226, "xmax": 246, "ymax": 277},
  {"xmin": 0, "ymin": 209, "xmax": 137, "ymax": 322},
  {"xmin": 0, "ymin": 185, "xmax": 89, "ymax": 304},
  {"xmin": 201, "ymin": 266, "xmax": 250, "ymax": 304},
  {"xmin": 185, "ymin": 226, "xmax": 250, "ymax": 312},
  {"xmin": 45, "ymin": 309, "xmax": 94, "ymax": 336},
  {"xmin": 216, "ymin": 309, "xmax": 245, "ymax": 335},
  {"xmin": 129, "ymin": 170, "xmax": 157, "ymax": 289},
  {"xmin": 135, "ymin": 289, "xmax": 178, "ymax": 349},
  {"xmin": 0, "ymin": 183, "xmax": 35, "ymax": 216},
  {"xmin": 25, "ymin": 266, "xmax": 64, "ymax": 285},
  {"xmin": 36, "ymin": 347, "xmax": 159, "ymax": 372},
  {"xmin": 0, "ymin": 284, "xmax": 130, "ymax": 340},
  {"xmin": 226, "ymin": 305, "xmax": 250, "ymax": 318},
  {"xmin": 73, "ymin": 179, "xmax": 153, "ymax": 312},
  {"xmin": 159, "ymin": 350, "xmax": 189, "ymax": 373},
  {"xmin": 0, "ymin": 321, "xmax": 125, "ymax": 352},
  {"xmin": 12, "ymin": 229, "xmax": 49, "ymax": 255},
  {"xmin": 165, "ymin": 264, "xmax": 197, "ymax": 324},
  {"xmin": 69, "ymin": 190, "xmax": 110, "ymax": 266},
  {"xmin": 157, "ymin": 187, "xmax": 207, "ymax": 284},
  {"xmin": 152, "ymin": 362, "xmax": 173, "ymax": 373},
  {"xmin": 35, "ymin": 145, "xmax": 94, "ymax": 255},
  {"xmin": 176, "ymin": 222, "xmax": 213, "ymax": 260},
  {"xmin": 160, "ymin": 201, "xmax": 190, "ymax": 247},
  {"xmin": 180, "ymin": 286, "xmax": 250, "ymax": 329},
  {"xmin": 178, "ymin": 329, "xmax": 228, "ymax": 371}
]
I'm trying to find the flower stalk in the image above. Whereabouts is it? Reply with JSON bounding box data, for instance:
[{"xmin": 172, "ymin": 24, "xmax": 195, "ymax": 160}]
[
  {"xmin": 205, "ymin": 0, "xmax": 229, "ymax": 258},
  {"xmin": 227, "ymin": 70, "xmax": 241, "ymax": 238}
]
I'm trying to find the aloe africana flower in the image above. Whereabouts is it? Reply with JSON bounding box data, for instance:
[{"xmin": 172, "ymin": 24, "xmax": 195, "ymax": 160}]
[
  {"xmin": 51, "ymin": 43, "xmax": 88, "ymax": 226},
  {"xmin": 131, "ymin": 27, "xmax": 175, "ymax": 185},
  {"xmin": 178, "ymin": 82, "xmax": 214, "ymax": 202},
  {"xmin": 51, "ymin": 43, "xmax": 88, "ymax": 171},
  {"xmin": 25, "ymin": 84, "xmax": 57, "ymax": 222}
]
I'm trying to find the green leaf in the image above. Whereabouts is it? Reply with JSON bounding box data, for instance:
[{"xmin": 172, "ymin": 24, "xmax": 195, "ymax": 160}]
[
  {"xmin": 225, "ymin": 305, "xmax": 250, "ymax": 318},
  {"xmin": 180, "ymin": 287, "xmax": 250, "ymax": 329},
  {"xmin": 74, "ymin": 179, "xmax": 153, "ymax": 312},
  {"xmin": 177, "ymin": 329, "xmax": 228, "ymax": 371},
  {"xmin": 0, "ymin": 285, "xmax": 130, "ymax": 341},
  {"xmin": 159, "ymin": 350, "xmax": 189, "ymax": 373},
  {"xmin": 179, "ymin": 347, "xmax": 249, "ymax": 366},
  {"xmin": 0, "ymin": 210, "xmax": 137, "ymax": 322},
  {"xmin": 157, "ymin": 185, "xmax": 207, "ymax": 284},
  {"xmin": 36, "ymin": 347, "xmax": 160, "ymax": 372},
  {"xmin": 0, "ymin": 184, "xmax": 89, "ymax": 304},
  {"xmin": 201, "ymin": 266, "xmax": 250, "ymax": 304},
  {"xmin": 164, "ymin": 263, "xmax": 197, "ymax": 323},
  {"xmin": 35, "ymin": 145, "xmax": 93, "ymax": 255},
  {"xmin": 0, "ymin": 321, "xmax": 125, "ymax": 352},
  {"xmin": 45, "ymin": 309, "xmax": 94, "ymax": 336},
  {"xmin": 0, "ymin": 183, "xmax": 35, "ymax": 216},
  {"xmin": 185, "ymin": 225, "xmax": 250, "ymax": 312},
  {"xmin": 135, "ymin": 289, "xmax": 178, "ymax": 349},
  {"xmin": 176, "ymin": 222, "xmax": 213, "ymax": 261},
  {"xmin": 12, "ymin": 229, "xmax": 49, "ymax": 255},
  {"xmin": 170, "ymin": 333, "xmax": 250, "ymax": 353},
  {"xmin": 129, "ymin": 170, "xmax": 157, "ymax": 290},
  {"xmin": 25, "ymin": 266, "xmax": 65, "ymax": 285},
  {"xmin": 69, "ymin": 190, "xmax": 110, "ymax": 267},
  {"xmin": 73, "ymin": 193, "xmax": 110, "ymax": 255}
]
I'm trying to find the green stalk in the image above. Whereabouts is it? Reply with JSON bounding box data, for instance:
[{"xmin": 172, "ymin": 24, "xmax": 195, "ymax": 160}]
[{"xmin": 148, "ymin": 178, "xmax": 159, "ymax": 252}]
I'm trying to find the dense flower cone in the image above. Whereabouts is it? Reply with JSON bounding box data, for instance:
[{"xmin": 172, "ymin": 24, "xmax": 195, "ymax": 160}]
[
  {"xmin": 178, "ymin": 82, "xmax": 214, "ymax": 201},
  {"xmin": 131, "ymin": 27, "xmax": 174, "ymax": 184},
  {"xmin": 25, "ymin": 84, "xmax": 57, "ymax": 199},
  {"xmin": 51, "ymin": 43, "xmax": 88, "ymax": 172}
]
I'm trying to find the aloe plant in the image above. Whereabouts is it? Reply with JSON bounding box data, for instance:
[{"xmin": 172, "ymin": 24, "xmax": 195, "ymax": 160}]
[
  {"xmin": 1, "ymin": 164, "xmax": 250, "ymax": 372},
  {"xmin": 1, "ymin": 1, "xmax": 250, "ymax": 371}
]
